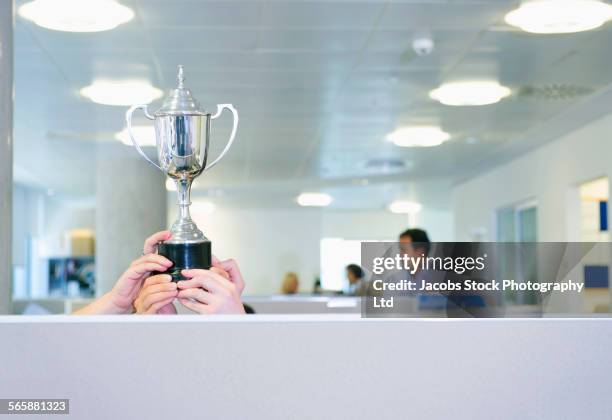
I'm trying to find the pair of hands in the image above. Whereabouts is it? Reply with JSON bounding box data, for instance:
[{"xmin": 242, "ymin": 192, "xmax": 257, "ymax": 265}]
[{"xmin": 107, "ymin": 231, "xmax": 245, "ymax": 315}]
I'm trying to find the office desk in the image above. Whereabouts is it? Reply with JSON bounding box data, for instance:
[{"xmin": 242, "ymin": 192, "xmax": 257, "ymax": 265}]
[{"xmin": 0, "ymin": 316, "xmax": 610, "ymax": 419}]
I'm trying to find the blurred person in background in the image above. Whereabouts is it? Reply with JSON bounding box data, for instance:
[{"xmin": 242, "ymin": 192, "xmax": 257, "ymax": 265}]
[
  {"xmin": 281, "ymin": 272, "xmax": 299, "ymax": 294},
  {"xmin": 399, "ymin": 228, "xmax": 431, "ymax": 265},
  {"xmin": 346, "ymin": 264, "xmax": 366, "ymax": 296},
  {"xmin": 312, "ymin": 278, "xmax": 322, "ymax": 294}
]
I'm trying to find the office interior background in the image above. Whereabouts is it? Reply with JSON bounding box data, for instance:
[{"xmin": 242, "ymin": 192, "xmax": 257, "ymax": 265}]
[{"xmin": 7, "ymin": 0, "xmax": 612, "ymax": 314}]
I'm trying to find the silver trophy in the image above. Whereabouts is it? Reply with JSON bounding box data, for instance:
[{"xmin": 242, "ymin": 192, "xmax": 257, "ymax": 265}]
[{"xmin": 125, "ymin": 65, "xmax": 238, "ymax": 280}]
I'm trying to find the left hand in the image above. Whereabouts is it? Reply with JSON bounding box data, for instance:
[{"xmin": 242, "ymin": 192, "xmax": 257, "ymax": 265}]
[{"xmin": 177, "ymin": 268, "xmax": 245, "ymax": 314}]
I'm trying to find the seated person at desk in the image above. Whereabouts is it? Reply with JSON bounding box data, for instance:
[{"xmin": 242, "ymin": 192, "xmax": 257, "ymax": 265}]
[
  {"xmin": 280, "ymin": 272, "xmax": 299, "ymax": 295},
  {"xmin": 74, "ymin": 231, "xmax": 245, "ymax": 315},
  {"xmin": 346, "ymin": 264, "xmax": 366, "ymax": 296}
]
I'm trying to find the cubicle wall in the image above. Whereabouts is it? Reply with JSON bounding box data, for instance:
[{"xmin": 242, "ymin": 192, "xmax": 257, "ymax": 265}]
[{"xmin": 0, "ymin": 316, "xmax": 611, "ymax": 419}]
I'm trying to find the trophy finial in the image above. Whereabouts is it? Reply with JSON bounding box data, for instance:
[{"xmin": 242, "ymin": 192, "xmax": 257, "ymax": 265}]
[{"xmin": 177, "ymin": 65, "xmax": 185, "ymax": 89}]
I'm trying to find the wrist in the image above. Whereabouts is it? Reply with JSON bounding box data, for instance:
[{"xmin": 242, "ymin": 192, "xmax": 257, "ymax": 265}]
[{"xmin": 105, "ymin": 291, "xmax": 134, "ymax": 314}]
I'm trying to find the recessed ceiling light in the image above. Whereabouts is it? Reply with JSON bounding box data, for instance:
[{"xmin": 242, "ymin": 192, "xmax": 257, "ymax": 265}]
[
  {"xmin": 505, "ymin": 0, "xmax": 612, "ymax": 34},
  {"xmin": 297, "ymin": 193, "xmax": 333, "ymax": 207},
  {"xmin": 386, "ymin": 126, "xmax": 450, "ymax": 147},
  {"xmin": 114, "ymin": 126, "xmax": 156, "ymax": 147},
  {"xmin": 80, "ymin": 79, "xmax": 163, "ymax": 106},
  {"xmin": 19, "ymin": 0, "xmax": 134, "ymax": 32},
  {"xmin": 389, "ymin": 200, "xmax": 422, "ymax": 214},
  {"xmin": 430, "ymin": 81, "xmax": 511, "ymax": 106}
]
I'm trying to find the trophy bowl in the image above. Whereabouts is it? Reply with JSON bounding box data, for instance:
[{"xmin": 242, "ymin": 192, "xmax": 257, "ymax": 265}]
[{"xmin": 125, "ymin": 65, "xmax": 238, "ymax": 280}]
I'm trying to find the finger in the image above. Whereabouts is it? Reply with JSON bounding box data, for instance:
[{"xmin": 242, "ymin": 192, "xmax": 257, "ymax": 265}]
[
  {"xmin": 178, "ymin": 297, "xmax": 211, "ymax": 314},
  {"xmin": 147, "ymin": 296, "xmax": 177, "ymax": 314},
  {"xmin": 129, "ymin": 262, "xmax": 169, "ymax": 277},
  {"xmin": 131, "ymin": 253, "xmax": 173, "ymax": 268},
  {"xmin": 142, "ymin": 281, "xmax": 177, "ymax": 295},
  {"xmin": 143, "ymin": 290, "xmax": 178, "ymax": 312},
  {"xmin": 143, "ymin": 274, "xmax": 173, "ymax": 287},
  {"xmin": 213, "ymin": 259, "xmax": 245, "ymax": 293},
  {"xmin": 143, "ymin": 230, "xmax": 172, "ymax": 254},
  {"xmin": 177, "ymin": 287, "xmax": 215, "ymax": 304},
  {"xmin": 211, "ymin": 255, "xmax": 220, "ymax": 265},
  {"xmin": 179, "ymin": 270, "xmax": 234, "ymax": 294},
  {"xmin": 211, "ymin": 267, "xmax": 230, "ymax": 280},
  {"xmin": 182, "ymin": 268, "xmax": 232, "ymax": 289}
]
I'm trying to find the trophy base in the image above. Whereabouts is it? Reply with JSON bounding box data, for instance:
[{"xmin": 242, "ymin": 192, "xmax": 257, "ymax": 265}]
[{"xmin": 157, "ymin": 241, "xmax": 212, "ymax": 281}]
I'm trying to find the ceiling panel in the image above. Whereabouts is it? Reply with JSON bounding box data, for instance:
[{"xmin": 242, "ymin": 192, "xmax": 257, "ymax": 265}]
[
  {"xmin": 134, "ymin": 0, "xmax": 261, "ymax": 28},
  {"xmin": 259, "ymin": 1, "xmax": 384, "ymax": 29},
  {"xmin": 11, "ymin": 0, "xmax": 612, "ymax": 212}
]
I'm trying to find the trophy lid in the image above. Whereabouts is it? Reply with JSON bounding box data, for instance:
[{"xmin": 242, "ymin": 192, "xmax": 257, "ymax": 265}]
[{"xmin": 156, "ymin": 65, "xmax": 206, "ymax": 116}]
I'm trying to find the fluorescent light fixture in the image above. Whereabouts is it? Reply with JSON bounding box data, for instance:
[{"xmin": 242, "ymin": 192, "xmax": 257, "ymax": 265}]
[
  {"xmin": 114, "ymin": 126, "xmax": 156, "ymax": 147},
  {"xmin": 386, "ymin": 126, "xmax": 450, "ymax": 147},
  {"xmin": 297, "ymin": 193, "xmax": 333, "ymax": 207},
  {"xmin": 80, "ymin": 79, "xmax": 162, "ymax": 106},
  {"xmin": 192, "ymin": 201, "xmax": 216, "ymax": 215},
  {"xmin": 19, "ymin": 0, "xmax": 134, "ymax": 32},
  {"xmin": 389, "ymin": 200, "xmax": 423, "ymax": 214},
  {"xmin": 165, "ymin": 179, "xmax": 176, "ymax": 192},
  {"xmin": 505, "ymin": 0, "xmax": 612, "ymax": 34},
  {"xmin": 430, "ymin": 81, "xmax": 511, "ymax": 106}
]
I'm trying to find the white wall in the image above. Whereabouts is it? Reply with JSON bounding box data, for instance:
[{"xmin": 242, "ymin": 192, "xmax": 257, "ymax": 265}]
[
  {"xmin": 453, "ymin": 112, "xmax": 612, "ymax": 242},
  {"xmin": 177, "ymin": 204, "xmax": 454, "ymax": 295},
  {"xmin": 12, "ymin": 185, "xmax": 43, "ymax": 266},
  {"xmin": 43, "ymin": 198, "xmax": 95, "ymax": 257}
]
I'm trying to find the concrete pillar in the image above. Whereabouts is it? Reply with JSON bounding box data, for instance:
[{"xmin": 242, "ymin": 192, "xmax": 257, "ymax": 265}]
[
  {"xmin": 95, "ymin": 150, "xmax": 167, "ymax": 295},
  {"xmin": 0, "ymin": 2, "xmax": 13, "ymax": 314}
]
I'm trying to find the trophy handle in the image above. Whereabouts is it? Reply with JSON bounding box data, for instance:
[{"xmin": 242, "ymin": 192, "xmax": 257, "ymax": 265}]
[
  {"xmin": 205, "ymin": 104, "xmax": 238, "ymax": 171},
  {"xmin": 125, "ymin": 104, "xmax": 162, "ymax": 171}
]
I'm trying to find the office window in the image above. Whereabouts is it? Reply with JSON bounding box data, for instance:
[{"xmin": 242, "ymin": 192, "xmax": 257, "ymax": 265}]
[
  {"xmin": 579, "ymin": 177, "xmax": 609, "ymax": 242},
  {"xmin": 496, "ymin": 202, "xmax": 538, "ymax": 305}
]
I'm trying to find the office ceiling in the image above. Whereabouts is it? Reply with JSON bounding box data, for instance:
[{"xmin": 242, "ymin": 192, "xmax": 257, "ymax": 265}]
[{"xmin": 12, "ymin": 0, "xmax": 612, "ymax": 210}]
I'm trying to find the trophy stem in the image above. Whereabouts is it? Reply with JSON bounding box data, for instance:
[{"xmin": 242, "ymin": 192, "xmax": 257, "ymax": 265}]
[
  {"xmin": 167, "ymin": 177, "xmax": 206, "ymax": 242},
  {"xmin": 176, "ymin": 177, "xmax": 192, "ymax": 221},
  {"xmin": 159, "ymin": 177, "xmax": 212, "ymax": 281}
]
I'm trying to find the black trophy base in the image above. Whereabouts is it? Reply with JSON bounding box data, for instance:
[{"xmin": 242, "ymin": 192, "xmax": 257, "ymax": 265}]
[{"xmin": 157, "ymin": 241, "xmax": 212, "ymax": 281}]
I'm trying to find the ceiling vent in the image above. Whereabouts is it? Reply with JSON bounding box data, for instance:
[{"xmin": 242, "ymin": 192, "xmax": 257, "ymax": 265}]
[
  {"xmin": 518, "ymin": 84, "xmax": 594, "ymax": 100},
  {"xmin": 364, "ymin": 158, "xmax": 408, "ymax": 174}
]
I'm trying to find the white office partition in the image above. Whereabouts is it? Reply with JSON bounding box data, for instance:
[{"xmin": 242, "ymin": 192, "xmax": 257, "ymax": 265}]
[{"xmin": 0, "ymin": 316, "xmax": 611, "ymax": 419}]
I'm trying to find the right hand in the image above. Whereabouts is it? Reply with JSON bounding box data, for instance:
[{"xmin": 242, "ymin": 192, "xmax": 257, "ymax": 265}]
[
  {"xmin": 211, "ymin": 257, "xmax": 245, "ymax": 295},
  {"xmin": 134, "ymin": 274, "xmax": 178, "ymax": 314}
]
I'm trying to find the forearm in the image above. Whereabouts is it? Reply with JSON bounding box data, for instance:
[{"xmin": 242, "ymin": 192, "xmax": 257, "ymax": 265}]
[{"xmin": 73, "ymin": 292, "xmax": 132, "ymax": 315}]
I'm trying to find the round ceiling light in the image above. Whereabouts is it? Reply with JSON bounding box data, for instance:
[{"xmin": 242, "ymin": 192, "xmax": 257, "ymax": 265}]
[
  {"xmin": 430, "ymin": 81, "xmax": 511, "ymax": 106},
  {"xmin": 114, "ymin": 126, "xmax": 156, "ymax": 147},
  {"xmin": 297, "ymin": 193, "xmax": 333, "ymax": 207},
  {"xmin": 80, "ymin": 79, "xmax": 163, "ymax": 106},
  {"xmin": 19, "ymin": 0, "xmax": 134, "ymax": 32},
  {"xmin": 505, "ymin": 0, "xmax": 612, "ymax": 34},
  {"xmin": 386, "ymin": 126, "xmax": 450, "ymax": 147},
  {"xmin": 389, "ymin": 201, "xmax": 423, "ymax": 214}
]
